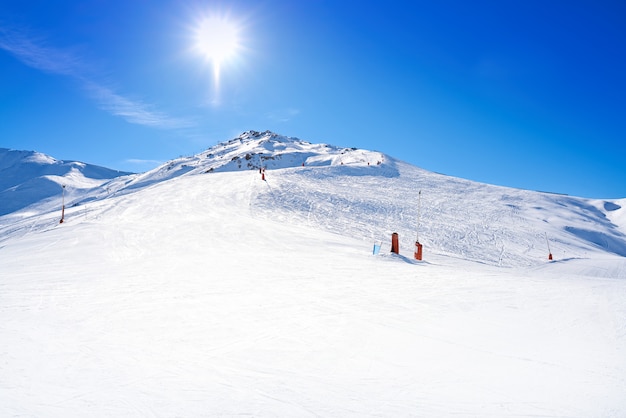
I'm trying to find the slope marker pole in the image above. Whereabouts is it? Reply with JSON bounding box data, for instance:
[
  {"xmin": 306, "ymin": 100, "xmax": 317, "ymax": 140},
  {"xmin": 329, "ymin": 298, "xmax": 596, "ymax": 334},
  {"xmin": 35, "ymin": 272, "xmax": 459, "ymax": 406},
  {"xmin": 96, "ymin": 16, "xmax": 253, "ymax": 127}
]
[
  {"xmin": 414, "ymin": 190, "xmax": 423, "ymax": 260},
  {"xmin": 545, "ymin": 232, "xmax": 553, "ymax": 260},
  {"xmin": 59, "ymin": 185, "xmax": 66, "ymax": 224}
]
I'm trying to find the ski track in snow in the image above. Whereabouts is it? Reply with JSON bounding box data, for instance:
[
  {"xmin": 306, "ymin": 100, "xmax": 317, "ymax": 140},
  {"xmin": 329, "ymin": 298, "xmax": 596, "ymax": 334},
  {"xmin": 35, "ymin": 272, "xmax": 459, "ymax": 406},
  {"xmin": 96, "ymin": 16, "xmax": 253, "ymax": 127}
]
[{"xmin": 1, "ymin": 135, "xmax": 626, "ymax": 417}]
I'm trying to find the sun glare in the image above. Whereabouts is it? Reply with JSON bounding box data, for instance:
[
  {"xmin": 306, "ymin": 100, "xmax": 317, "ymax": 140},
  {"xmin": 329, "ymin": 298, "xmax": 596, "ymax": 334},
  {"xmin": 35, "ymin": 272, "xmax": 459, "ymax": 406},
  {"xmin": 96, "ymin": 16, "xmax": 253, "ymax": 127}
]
[
  {"xmin": 193, "ymin": 15, "xmax": 241, "ymax": 86},
  {"xmin": 195, "ymin": 17, "xmax": 239, "ymax": 64}
]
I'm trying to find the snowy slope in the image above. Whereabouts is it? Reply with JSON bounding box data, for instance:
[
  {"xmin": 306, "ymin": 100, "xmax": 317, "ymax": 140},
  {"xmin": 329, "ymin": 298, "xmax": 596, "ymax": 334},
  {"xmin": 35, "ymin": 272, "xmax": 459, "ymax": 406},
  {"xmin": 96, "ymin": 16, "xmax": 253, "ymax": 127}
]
[
  {"xmin": 1, "ymin": 131, "xmax": 626, "ymax": 416},
  {"xmin": 0, "ymin": 148, "xmax": 131, "ymax": 216}
]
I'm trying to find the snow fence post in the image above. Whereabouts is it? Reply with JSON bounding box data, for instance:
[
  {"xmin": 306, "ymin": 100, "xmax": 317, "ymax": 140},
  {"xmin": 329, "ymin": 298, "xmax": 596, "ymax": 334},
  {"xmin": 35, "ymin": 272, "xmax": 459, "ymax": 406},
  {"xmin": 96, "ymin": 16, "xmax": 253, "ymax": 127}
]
[{"xmin": 391, "ymin": 233, "xmax": 399, "ymax": 254}]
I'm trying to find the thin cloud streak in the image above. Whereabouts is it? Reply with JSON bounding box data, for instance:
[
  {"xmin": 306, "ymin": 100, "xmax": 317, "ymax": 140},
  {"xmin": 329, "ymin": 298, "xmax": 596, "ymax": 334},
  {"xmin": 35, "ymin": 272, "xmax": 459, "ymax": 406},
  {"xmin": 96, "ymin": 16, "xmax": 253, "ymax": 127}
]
[
  {"xmin": 85, "ymin": 83, "xmax": 194, "ymax": 129},
  {"xmin": 0, "ymin": 26, "xmax": 86, "ymax": 77},
  {"xmin": 0, "ymin": 26, "xmax": 194, "ymax": 130}
]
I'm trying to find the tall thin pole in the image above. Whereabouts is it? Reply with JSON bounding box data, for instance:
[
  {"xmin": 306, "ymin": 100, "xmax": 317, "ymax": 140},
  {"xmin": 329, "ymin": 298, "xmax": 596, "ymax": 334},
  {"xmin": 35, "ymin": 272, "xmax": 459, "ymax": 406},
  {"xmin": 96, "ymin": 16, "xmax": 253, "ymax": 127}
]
[
  {"xmin": 60, "ymin": 185, "xmax": 66, "ymax": 224},
  {"xmin": 414, "ymin": 190, "xmax": 423, "ymax": 260},
  {"xmin": 416, "ymin": 190, "xmax": 421, "ymax": 243},
  {"xmin": 545, "ymin": 232, "xmax": 552, "ymax": 260}
]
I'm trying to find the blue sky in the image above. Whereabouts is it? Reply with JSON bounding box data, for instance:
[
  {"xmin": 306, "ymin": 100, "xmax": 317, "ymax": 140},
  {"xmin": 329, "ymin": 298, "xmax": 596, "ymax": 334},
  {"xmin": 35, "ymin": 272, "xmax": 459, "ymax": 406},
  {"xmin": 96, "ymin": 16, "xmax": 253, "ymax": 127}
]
[{"xmin": 1, "ymin": 0, "xmax": 624, "ymax": 198}]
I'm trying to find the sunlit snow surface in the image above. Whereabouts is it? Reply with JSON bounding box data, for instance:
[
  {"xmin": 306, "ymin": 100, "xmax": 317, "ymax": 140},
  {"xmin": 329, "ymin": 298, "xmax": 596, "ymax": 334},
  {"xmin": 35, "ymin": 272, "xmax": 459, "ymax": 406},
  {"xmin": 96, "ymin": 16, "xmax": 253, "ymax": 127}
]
[{"xmin": 1, "ymin": 132, "xmax": 625, "ymax": 416}]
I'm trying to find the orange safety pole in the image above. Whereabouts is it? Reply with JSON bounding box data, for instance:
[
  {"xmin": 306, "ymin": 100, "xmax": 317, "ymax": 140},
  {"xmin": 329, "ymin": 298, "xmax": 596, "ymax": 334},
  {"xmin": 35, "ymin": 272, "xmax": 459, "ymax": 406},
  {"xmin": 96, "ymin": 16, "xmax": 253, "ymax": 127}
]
[{"xmin": 391, "ymin": 232, "xmax": 399, "ymax": 254}]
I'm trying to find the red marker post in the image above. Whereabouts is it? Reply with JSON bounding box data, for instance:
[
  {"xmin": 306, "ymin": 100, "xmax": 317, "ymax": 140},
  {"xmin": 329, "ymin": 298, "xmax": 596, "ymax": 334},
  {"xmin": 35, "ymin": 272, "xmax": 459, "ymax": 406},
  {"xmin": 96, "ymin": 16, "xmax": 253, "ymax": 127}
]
[{"xmin": 391, "ymin": 233, "xmax": 399, "ymax": 254}]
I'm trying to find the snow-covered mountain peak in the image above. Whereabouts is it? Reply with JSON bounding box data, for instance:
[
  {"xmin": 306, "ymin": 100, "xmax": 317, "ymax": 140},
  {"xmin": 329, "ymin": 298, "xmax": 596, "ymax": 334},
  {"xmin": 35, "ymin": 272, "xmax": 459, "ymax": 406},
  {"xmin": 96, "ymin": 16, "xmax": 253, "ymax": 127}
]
[
  {"xmin": 235, "ymin": 129, "xmax": 314, "ymax": 145},
  {"xmin": 124, "ymin": 131, "xmax": 388, "ymax": 190},
  {"xmin": 200, "ymin": 130, "xmax": 323, "ymax": 168},
  {"xmin": 206, "ymin": 130, "xmax": 342, "ymax": 163},
  {"xmin": 237, "ymin": 129, "xmax": 285, "ymax": 142}
]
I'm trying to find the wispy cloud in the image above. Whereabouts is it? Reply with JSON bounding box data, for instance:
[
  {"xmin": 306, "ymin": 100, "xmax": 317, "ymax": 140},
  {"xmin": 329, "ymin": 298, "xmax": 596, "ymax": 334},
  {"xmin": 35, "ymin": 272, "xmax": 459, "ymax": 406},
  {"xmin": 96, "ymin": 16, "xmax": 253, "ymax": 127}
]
[
  {"xmin": 0, "ymin": 26, "xmax": 86, "ymax": 76},
  {"xmin": 84, "ymin": 83, "xmax": 194, "ymax": 129},
  {"xmin": 0, "ymin": 25, "xmax": 194, "ymax": 130}
]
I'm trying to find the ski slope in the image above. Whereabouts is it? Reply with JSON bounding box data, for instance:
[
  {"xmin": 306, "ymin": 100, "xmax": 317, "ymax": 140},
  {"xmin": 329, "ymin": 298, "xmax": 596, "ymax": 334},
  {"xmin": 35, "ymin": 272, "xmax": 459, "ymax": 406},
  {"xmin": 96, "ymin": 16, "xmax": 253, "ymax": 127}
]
[{"xmin": 1, "ymin": 131, "xmax": 626, "ymax": 416}]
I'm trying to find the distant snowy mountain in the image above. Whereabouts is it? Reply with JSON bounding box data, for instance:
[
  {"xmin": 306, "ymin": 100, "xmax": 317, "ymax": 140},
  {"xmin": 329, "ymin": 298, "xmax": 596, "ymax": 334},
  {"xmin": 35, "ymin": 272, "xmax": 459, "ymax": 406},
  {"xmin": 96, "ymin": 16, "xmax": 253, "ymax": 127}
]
[{"xmin": 0, "ymin": 148, "xmax": 131, "ymax": 216}]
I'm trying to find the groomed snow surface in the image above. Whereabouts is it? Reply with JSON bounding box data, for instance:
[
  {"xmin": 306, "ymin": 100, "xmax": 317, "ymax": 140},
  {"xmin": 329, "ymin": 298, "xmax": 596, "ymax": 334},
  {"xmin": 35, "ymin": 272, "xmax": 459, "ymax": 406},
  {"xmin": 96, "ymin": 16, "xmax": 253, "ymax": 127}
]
[{"xmin": 1, "ymin": 134, "xmax": 626, "ymax": 417}]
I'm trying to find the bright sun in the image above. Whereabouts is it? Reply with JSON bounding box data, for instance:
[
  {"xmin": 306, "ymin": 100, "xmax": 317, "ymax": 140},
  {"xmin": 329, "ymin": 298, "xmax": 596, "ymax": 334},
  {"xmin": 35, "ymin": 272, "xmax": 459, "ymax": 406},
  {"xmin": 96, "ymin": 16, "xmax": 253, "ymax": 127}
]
[{"xmin": 193, "ymin": 16, "xmax": 241, "ymax": 84}]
